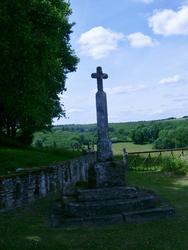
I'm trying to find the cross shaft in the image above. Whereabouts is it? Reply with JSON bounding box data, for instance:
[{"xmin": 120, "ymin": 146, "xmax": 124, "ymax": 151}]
[{"xmin": 91, "ymin": 66, "xmax": 113, "ymax": 162}]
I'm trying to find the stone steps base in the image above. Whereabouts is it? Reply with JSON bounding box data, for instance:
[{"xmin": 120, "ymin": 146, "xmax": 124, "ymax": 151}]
[
  {"xmin": 123, "ymin": 205, "xmax": 175, "ymax": 222},
  {"xmin": 50, "ymin": 204, "xmax": 175, "ymax": 228},
  {"xmin": 63, "ymin": 194, "xmax": 160, "ymax": 217}
]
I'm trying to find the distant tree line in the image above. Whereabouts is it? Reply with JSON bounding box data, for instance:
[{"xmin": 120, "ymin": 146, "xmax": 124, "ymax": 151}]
[
  {"xmin": 0, "ymin": 0, "xmax": 78, "ymax": 146},
  {"xmin": 131, "ymin": 119, "xmax": 188, "ymax": 149},
  {"xmin": 61, "ymin": 125, "xmax": 97, "ymax": 133},
  {"xmin": 59, "ymin": 124, "xmax": 131, "ymax": 143},
  {"xmin": 33, "ymin": 118, "xmax": 188, "ymax": 150},
  {"xmin": 55, "ymin": 118, "xmax": 188, "ymax": 149}
]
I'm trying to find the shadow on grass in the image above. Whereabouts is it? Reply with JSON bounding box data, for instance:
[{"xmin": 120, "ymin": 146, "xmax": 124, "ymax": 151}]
[{"xmin": 128, "ymin": 172, "xmax": 188, "ymax": 213}]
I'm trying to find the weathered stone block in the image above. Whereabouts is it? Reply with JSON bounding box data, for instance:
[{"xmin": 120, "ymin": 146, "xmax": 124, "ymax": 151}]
[
  {"xmin": 123, "ymin": 206, "xmax": 175, "ymax": 223},
  {"xmin": 63, "ymin": 192, "xmax": 160, "ymax": 218},
  {"xmin": 93, "ymin": 160, "xmax": 126, "ymax": 187},
  {"xmin": 76, "ymin": 186, "xmax": 138, "ymax": 201}
]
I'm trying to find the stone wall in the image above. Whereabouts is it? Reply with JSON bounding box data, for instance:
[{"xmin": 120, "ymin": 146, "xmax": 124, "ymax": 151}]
[{"xmin": 0, "ymin": 153, "xmax": 96, "ymax": 211}]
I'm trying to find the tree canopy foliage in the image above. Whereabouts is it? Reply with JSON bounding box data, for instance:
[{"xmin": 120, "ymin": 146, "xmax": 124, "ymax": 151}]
[
  {"xmin": 0, "ymin": 0, "xmax": 78, "ymax": 145},
  {"xmin": 131, "ymin": 119, "xmax": 188, "ymax": 149}
]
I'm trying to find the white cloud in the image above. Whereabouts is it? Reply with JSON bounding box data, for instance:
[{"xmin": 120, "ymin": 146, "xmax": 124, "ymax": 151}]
[
  {"xmin": 78, "ymin": 26, "xmax": 124, "ymax": 59},
  {"xmin": 105, "ymin": 84, "xmax": 145, "ymax": 95},
  {"xmin": 159, "ymin": 75, "xmax": 181, "ymax": 85},
  {"xmin": 127, "ymin": 32, "xmax": 158, "ymax": 48},
  {"xmin": 149, "ymin": 6, "xmax": 188, "ymax": 36}
]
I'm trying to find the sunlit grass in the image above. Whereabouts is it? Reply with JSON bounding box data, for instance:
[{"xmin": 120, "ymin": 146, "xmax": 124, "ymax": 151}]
[{"xmin": 113, "ymin": 142, "xmax": 153, "ymax": 155}]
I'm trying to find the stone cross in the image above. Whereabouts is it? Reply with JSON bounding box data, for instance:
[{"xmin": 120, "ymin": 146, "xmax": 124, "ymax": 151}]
[{"xmin": 91, "ymin": 66, "xmax": 114, "ymax": 162}]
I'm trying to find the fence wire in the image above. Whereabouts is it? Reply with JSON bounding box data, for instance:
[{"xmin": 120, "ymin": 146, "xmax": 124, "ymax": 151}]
[{"xmin": 124, "ymin": 148, "xmax": 188, "ymax": 171}]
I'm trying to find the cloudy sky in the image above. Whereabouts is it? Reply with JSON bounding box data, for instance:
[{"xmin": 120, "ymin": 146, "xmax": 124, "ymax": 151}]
[{"xmin": 54, "ymin": 0, "xmax": 188, "ymax": 125}]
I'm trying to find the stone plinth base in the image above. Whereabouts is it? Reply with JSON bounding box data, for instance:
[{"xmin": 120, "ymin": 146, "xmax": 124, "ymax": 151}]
[
  {"xmin": 50, "ymin": 185, "xmax": 175, "ymax": 227},
  {"xmin": 50, "ymin": 205, "xmax": 174, "ymax": 228},
  {"xmin": 93, "ymin": 161, "xmax": 126, "ymax": 187},
  {"xmin": 49, "ymin": 161, "xmax": 175, "ymax": 227},
  {"xmin": 96, "ymin": 139, "xmax": 114, "ymax": 162}
]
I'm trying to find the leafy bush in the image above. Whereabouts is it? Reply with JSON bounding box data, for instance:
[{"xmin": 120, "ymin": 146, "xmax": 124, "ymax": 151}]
[
  {"xmin": 127, "ymin": 154, "xmax": 188, "ymax": 175},
  {"xmin": 154, "ymin": 127, "xmax": 188, "ymax": 149},
  {"xmin": 131, "ymin": 124, "xmax": 161, "ymax": 144},
  {"xmin": 160, "ymin": 157, "xmax": 188, "ymax": 175}
]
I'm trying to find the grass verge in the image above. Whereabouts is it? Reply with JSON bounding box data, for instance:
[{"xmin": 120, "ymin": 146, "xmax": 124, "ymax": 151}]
[{"xmin": 0, "ymin": 148, "xmax": 81, "ymax": 175}]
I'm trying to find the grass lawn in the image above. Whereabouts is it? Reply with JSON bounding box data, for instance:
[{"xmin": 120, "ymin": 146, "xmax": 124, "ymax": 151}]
[
  {"xmin": 0, "ymin": 172, "xmax": 188, "ymax": 250},
  {"xmin": 0, "ymin": 148, "xmax": 80, "ymax": 175},
  {"xmin": 113, "ymin": 142, "xmax": 153, "ymax": 155}
]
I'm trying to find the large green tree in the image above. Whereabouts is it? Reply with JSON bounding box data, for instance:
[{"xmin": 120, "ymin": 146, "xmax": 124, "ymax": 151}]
[{"xmin": 0, "ymin": 0, "xmax": 78, "ymax": 145}]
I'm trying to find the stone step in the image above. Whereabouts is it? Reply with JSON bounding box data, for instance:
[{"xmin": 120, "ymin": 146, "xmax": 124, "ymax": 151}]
[
  {"xmin": 64, "ymin": 194, "xmax": 161, "ymax": 217},
  {"xmin": 76, "ymin": 186, "xmax": 138, "ymax": 201},
  {"xmin": 123, "ymin": 205, "xmax": 175, "ymax": 223},
  {"xmin": 50, "ymin": 204, "xmax": 175, "ymax": 228}
]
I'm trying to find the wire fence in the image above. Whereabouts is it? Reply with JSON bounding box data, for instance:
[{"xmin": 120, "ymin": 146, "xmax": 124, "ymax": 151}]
[{"xmin": 123, "ymin": 147, "xmax": 188, "ymax": 171}]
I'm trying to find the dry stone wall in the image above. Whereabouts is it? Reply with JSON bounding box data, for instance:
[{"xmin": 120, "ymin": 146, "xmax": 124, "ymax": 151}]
[{"xmin": 0, "ymin": 153, "xmax": 96, "ymax": 211}]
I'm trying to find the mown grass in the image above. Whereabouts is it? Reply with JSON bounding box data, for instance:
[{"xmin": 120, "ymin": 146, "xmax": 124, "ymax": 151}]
[
  {"xmin": 0, "ymin": 148, "xmax": 80, "ymax": 175},
  {"xmin": 0, "ymin": 172, "xmax": 188, "ymax": 250},
  {"xmin": 112, "ymin": 142, "xmax": 153, "ymax": 155}
]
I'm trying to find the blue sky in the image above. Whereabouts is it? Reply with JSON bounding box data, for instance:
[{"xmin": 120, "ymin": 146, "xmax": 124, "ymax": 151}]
[{"xmin": 54, "ymin": 0, "xmax": 188, "ymax": 125}]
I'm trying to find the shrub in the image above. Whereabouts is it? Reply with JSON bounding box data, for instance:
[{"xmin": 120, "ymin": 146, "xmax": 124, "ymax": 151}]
[
  {"xmin": 161, "ymin": 157, "xmax": 188, "ymax": 175},
  {"xmin": 127, "ymin": 154, "xmax": 188, "ymax": 175}
]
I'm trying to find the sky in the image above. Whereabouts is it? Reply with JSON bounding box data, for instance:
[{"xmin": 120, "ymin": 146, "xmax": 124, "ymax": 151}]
[{"xmin": 54, "ymin": 0, "xmax": 188, "ymax": 125}]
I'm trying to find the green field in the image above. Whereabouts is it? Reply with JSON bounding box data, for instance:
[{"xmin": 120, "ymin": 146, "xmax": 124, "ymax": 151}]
[
  {"xmin": 0, "ymin": 172, "xmax": 188, "ymax": 250},
  {"xmin": 33, "ymin": 129, "xmax": 96, "ymax": 149},
  {"xmin": 0, "ymin": 148, "xmax": 80, "ymax": 175},
  {"xmin": 113, "ymin": 142, "xmax": 153, "ymax": 155}
]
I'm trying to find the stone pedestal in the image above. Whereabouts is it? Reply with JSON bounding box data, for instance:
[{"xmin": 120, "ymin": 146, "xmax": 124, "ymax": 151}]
[
  {"xmin": 50, "ymin": 161, "xmax": 175, "ymax": 227},
  {"xmin": 91, "ymin": 161, "xmax": 126, "ymax": 187},
  {"xmin": 51, "ymin": 186, "xmax": 175, "ymax": 227}
]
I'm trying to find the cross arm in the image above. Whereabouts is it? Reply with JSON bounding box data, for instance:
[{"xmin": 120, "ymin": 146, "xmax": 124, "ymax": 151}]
[
  {"xmin": 91, "ymin": 73, "xmax": 97, "ymax": 79},
  {"xmin": 91, "ymin": 73, "xmax": 108, "ymax": 79},
  {"xmin": 102, "ymin": 73, "xmax": 108, "ymax": 79}
]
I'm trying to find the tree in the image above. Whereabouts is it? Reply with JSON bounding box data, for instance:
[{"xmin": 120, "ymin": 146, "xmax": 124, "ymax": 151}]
[
  {"xmin": 154, "ymin": 130, "xmax": 176, "ymax": 149},
  {"xmin": 0, "ymin": 0, "xmax": 78, "ymax": 145},
  {"xmin": 154, "ymin": 126, "xmax": 188, "ymax": 149},
  {"xmin": 71, "ymin": 135, "xmax": 92, "ymax": 152},
  {"xmin": 131, "ymin": 125, "xmax": 151, "ymax": 144}
]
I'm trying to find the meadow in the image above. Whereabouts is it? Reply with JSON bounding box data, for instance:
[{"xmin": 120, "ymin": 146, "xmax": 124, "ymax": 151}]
[{"xmin": 112, "ymin": 142, "xmax": 153, "ymax": 155}]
